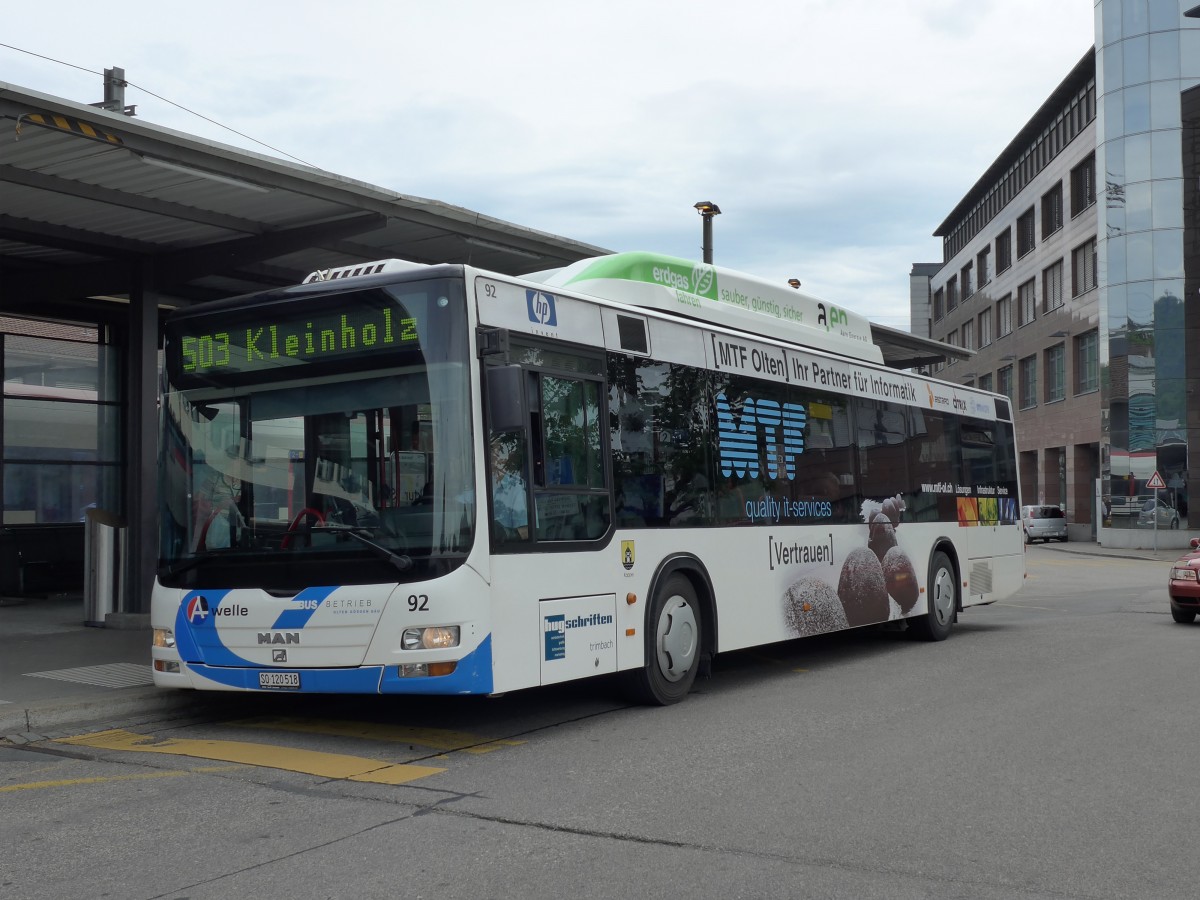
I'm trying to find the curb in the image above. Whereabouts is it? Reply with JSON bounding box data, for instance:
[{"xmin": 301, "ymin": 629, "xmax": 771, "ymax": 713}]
[{"xmin": 0, "ymin": 687, "xmax": 197, "ymax": 738}]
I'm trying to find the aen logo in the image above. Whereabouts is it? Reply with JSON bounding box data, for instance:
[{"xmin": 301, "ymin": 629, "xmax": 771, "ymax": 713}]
[{"xmin": 816, "ymin": 303, "xmax": 849, "ymax": 332}]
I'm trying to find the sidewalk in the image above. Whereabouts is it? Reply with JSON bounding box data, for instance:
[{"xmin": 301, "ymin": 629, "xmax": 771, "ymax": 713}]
[
  {"xmin": 0, "ymin": 592, "xmax": 194, "ymax": 738},
  {"xmin": 0, "ymin": 539, "xmax": 1179, "ymax": 739}
]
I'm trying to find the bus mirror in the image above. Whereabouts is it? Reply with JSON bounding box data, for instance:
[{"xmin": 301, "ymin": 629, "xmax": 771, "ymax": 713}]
[
  {"xmin": 476, "ymin": 327, "xmax": 509, "ymax": 357},
  {"xmin": 487, "ymin": 365, "xmax": 526, "ymax": 432}
]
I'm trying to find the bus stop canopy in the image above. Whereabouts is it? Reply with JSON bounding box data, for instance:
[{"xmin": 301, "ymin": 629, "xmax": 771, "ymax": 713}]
[
  {"xmin": 0, "ymin": 79, "xmax": 963, "ymax": 370},
  {"xmin": 0, "ymin": 80, "xmax": 610, "ymax": 316}
]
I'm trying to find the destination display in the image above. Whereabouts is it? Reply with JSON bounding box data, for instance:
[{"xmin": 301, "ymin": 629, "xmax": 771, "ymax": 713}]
[{"xmin": 166, "ymin": 292, "xmax": 422, "ymax": 385}]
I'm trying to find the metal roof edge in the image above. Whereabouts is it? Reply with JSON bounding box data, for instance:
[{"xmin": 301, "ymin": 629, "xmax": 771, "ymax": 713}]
[{"xmin": 0, "ymin": 80, "xmax": 612, "ymax": 258}]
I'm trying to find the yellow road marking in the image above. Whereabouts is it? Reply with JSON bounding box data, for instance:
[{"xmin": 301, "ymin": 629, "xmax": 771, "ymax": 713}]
[
  {"xmin": 233, "ymin": 716, "xmax": 525, "ymax": 754},
  {"xmin": 54, "ymin": 729, "xmax": 445, "ymax": 785},
  {"xmin": 0, "ymin": 765, "xmax": 242, "ymax": 793}
]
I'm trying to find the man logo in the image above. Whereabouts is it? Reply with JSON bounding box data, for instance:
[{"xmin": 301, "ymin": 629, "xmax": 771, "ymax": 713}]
[
  {"xmin": 526, "ymin": 290, "xmax": 558, "ymax": 327},
  {"xmin": 691, "ymin": 265, "xmax": 714, "ymax": 296},
  {"xmin": 258, "ymin": 632, "xmax": 301, "ymax": 645},
  {"xmin": 272, "ymin": 649, "xmax": 287, "ymax": 662}
]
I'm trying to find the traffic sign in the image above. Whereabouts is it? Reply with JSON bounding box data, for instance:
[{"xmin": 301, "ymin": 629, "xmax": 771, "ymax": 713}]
[{"xmin": 1147, "ymin": 470, "xmax": 1166, "ymax": 490}]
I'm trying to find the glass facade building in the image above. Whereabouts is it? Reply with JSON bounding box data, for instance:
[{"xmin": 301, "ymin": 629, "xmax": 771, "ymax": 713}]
[
  {"xmin": 919, "ymin": 1, "xmax": 1200, "ymax": 548},
  {"xmin": 1095, "ymin": 0, "xmax": 1200, "ymax": 536}
]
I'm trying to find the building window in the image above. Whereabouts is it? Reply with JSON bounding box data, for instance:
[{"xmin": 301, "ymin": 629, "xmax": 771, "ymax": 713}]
[
  {"xmin": 996, "ymin": 228, "xmax": 1012, "ymax": 273},
  {"xmin": 962, "ymin": 319, "xmax": 975, "ymax": 351},
  {"xmin": 1041, "ymin": 183, "xmax": 1063, "ymax": 239},
  {"xmin": 997, "ymin": 294, "xmax": 1012, "ymax": 337},
  {"xmin": 961, "ymin": 261, "xmax": 974, "ymax": 300},
  {"xmin": 2, "ymin": 328, "xmax": 123, "ymax": 525},
  {"xmin": 979, "ymin": 372, "xmax": 994, "ymax": 393},
  {"xmin": 977, "ymin": 246, "xmax": 991, "ymax": 288},
  {"xmin": 1018, "ymin": 279, "xmax": 1037, "ymax": 326},
  {"xmin": 948, "ymin": 328, "xmax": 959, "ymax": 348},
  {"xmin": 933, "ymin": 288, "xmax": 944, "ymax": 322},
  {"xmin": 947, "ymin": 275, "xmax": 959, "ymax": 311},
  {"xmin": 1075, "ymin": 330, "xmax": 1099, "ymax": 394},
  {"xmin": 998, "ymin": 365, "xmax": 1014, "ymax": 403},
  {"xmin": 1042, "ymin": 260, "xmax": 1064, "ymax": 313},
  {"xmin": 1045, "ymin": 344, "xmax": 1065, "ymax": 403},
  {"xmin": 1017, "ymin": 208, "xmax": 1036, "ymax": 258},
  {"xmin": 1072, "ymin": 238, "xmax": 1097, "ymax": 296},
  {"xmin": 1070, "ymin": 153, "xmax": 1095, "ymax": 217},
  {"xmin": 1019, "ymin": 355, "xmax": 1037, "ymax": 409},
  {"xmin": 978, "ymin": 310, "xmax": 993, "ymax": 347}
]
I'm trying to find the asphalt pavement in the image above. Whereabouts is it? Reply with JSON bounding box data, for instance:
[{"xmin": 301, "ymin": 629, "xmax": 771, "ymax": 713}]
[{"xmin": 0, "ymin": 539, "xmax": 1178, "ymax": 740}]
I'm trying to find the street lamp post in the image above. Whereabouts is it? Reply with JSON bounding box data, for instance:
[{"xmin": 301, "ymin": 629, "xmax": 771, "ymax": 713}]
[{"xmin": 693, "ymin": 201, "xmax": 721, "ymax": 263}]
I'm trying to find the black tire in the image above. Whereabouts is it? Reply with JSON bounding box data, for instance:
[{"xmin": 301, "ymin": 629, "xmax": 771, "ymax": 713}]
[
  {"xmin": 909, "ymin": 550, "xmax": 956, "ymax": 642},
  {"xmin": 1170, "ymin": 606, "xmax": 1196, "ymax": 624},
  {"xmin": 621, "ymin": 574, "xmax": 701, "ymax": 705}
]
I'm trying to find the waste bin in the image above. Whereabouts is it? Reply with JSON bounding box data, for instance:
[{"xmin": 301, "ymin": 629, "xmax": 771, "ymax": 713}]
[{"xmin": 84, "ymin": 508, "xmax": 125, "ymax": 627}]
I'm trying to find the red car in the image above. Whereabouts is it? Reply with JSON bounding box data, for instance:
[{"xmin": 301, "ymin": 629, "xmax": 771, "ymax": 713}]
[{"xmin": 1168, "ymin": 538, "xmax": 1200, "ymax": 624}]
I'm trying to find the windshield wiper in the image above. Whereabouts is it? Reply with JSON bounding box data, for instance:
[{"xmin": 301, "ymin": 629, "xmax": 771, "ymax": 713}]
[
  {"xmin": 162, "ymin": 551, "xmax": 221, "ymax": 579},
  {"xmin": 310, "ymin": 525, "xmax": 413, "ymax": 572}
]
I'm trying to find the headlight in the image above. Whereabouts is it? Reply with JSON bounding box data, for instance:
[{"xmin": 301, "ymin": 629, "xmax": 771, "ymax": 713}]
[
  {"xmin": 1171, "ymin": 568, "xmax": 1198, "ymax": 582},
  {"xmin": 153, "ymin": 628, "xmax": 176, "ymax": 649},
  {"xmin": 401, "ymin": 625, "xmax": 460, "ymax": 650}
]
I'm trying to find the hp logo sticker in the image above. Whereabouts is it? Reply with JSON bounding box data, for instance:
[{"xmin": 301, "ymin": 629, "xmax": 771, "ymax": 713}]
[{"xmin": 526, "ymin": 290, "xmax": 558, "ymax": 327}]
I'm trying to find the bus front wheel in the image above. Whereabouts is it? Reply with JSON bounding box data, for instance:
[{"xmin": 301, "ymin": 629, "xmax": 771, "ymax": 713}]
[
  {"xmin": 622, "ymin": 574, "xmax": 701, "ymax": 705},
  {"xmin": 909, "ymin": 550, "xmax": 956, "ymax": 642}
]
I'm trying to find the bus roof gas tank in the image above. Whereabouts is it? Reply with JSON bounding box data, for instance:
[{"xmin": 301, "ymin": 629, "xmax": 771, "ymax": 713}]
[{"xmin": 530, "ymin": 251, "xmax": 884, "ymax": 364}]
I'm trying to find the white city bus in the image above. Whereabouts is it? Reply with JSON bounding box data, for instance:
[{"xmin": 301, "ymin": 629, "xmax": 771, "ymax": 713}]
[{"xmin": 151, "ymin": 251, "xmax": 1024, "ymax": 704}]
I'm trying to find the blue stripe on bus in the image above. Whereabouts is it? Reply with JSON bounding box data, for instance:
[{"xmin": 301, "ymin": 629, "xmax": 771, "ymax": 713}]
[
  {"xmin": 184, "ymin": 635, "xmax": 494, "ymax": 695},
  {"xmin": 269, "ymin": 585, "xmax": 339, "ymax": 629}
]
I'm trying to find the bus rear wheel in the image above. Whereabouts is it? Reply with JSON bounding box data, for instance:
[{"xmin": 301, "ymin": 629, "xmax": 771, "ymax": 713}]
[
  {"xmin": 621, "ymin": 574, "xmax": 701, "ymax": 705},
  {"xmin": 909, "ymin": 550, "xmax": 956, "ymax": 642}
]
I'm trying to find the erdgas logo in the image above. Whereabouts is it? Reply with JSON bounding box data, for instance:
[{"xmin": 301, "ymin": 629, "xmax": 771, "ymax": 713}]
[
  {"xmin": 691, "ymin": 265, "xmax": 714, "ymax": 295},
  {"xmin": 651, "ymin": 265, "xmax": 691, "ymax": 292}
]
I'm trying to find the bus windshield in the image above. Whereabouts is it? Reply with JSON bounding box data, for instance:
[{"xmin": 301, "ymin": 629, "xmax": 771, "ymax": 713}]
[{"xmin": 158, "ymin": 278, "xmax": 474, "ymax": 590}]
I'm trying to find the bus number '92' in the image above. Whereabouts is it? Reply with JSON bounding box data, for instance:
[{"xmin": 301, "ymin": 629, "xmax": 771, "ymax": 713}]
[{"xmin": 408, "ymin": 594, "xmax": 429, "ymax": 611}]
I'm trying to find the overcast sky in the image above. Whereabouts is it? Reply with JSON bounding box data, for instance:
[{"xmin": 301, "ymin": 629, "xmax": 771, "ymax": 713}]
[{"xmin": 3, "ymin": 1, "xmax": 1096, "ymax": 330}]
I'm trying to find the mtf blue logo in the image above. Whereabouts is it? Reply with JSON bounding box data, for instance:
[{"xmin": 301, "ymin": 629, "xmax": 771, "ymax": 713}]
[
  {"xmin": 716, "ymin": 392, "xmax": 807, "ymax": 480},
  {"xmin": 526, "ymin": 290, "xmax": 558, "ymax": 327}
]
